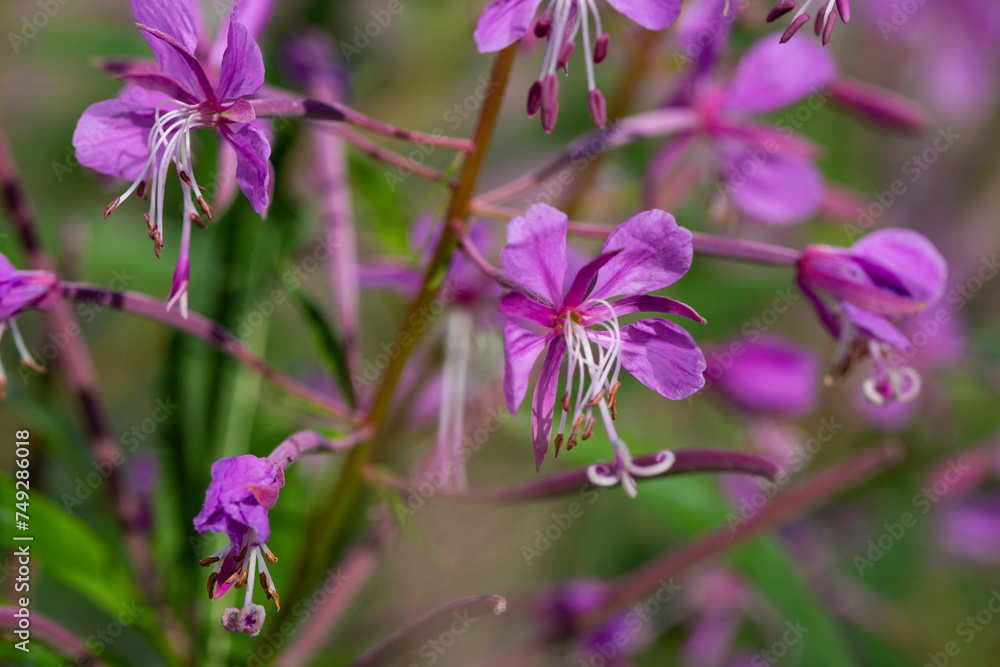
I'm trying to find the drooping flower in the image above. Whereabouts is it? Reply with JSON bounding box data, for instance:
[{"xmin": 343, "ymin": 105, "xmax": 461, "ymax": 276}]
[
  {"xmin": 73, "ymin": 0, "xmax": 273, "ymax": 318},
  {"xmin": 500, "ymin": 204, "xmax": 706, "ymax": 496},
  {"xmin": 194, "ymin": 454, "xmax": 284, "ymax": 634},
  {"xmin": 474, "ymin": 0, "xmax": 684, "ymax": 132},
  {"xmin": 797, "ymin": 228, "xmax": 947, "ymax": 406},
  {"xmin": 767, "ymin": 0, "xmax": 851, "ymax": 44},
  {"xmin": 648, "ymin": 35, "xmax": 836, "ymax": 225},
  {"xmin": 0, "ymin": 252, "xmax": 60, "ymax": 398}
]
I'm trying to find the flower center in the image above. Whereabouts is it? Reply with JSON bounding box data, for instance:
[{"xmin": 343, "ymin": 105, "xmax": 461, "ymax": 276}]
[{"xmin": 200, "ymin": 528, "xmax": 281, "ymax": 615}]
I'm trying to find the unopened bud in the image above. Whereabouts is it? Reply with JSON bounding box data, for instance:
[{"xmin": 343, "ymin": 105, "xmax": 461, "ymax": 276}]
[{"xmin": 593, "ymin": 33, "xmax": 609, "ymax": 64}]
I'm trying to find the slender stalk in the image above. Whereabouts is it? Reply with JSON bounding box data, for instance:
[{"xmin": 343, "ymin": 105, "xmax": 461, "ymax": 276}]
[
  {"xmin": 564, "ymin": 220, "xmax": 803, "ymax": 266},
  {"xmin": 267, "ymin": 428, "xmax": 371, "ymax": 471},
  {"xmin": 350, "ymin": 595, "xmax": 507, "ymax": 667},
  {"xmin": 273, "ymin": 513, "xmax": 397, "ymax": 667},
  {"xmin": 363, "ymin": 448, "xmax": 781, "ymax": 502},
  {"xmin": 0, "ymin": 606, "xmax": 108, "ymax": 667},
  {"xmin": 0, "ymin": 122, "xmax": 189, "ymax": 663},
  {"xmin": 250, "ymin": 97, "xmax": 474, "ymax": 152},
  {"xmin": 335, "ymin": 125, "xmax": 455, "ymax": 186},
  {"xmin": 59, "ymin": 283, "xmax": 357, "ymax": 422},
  {"xmin": 582, "ymin": 441, "xmax": 905, "ymax": 628},
  {"xmin": 476, "ymin": 110, "xmax": 698, "ymax": 204},
  {"xmin": 276, "ymin": 44, "xmax": 519, "ymax": 626},
  {"xmin": 308, "ymin": 70, "xmax": 362, "ymax": 394}
]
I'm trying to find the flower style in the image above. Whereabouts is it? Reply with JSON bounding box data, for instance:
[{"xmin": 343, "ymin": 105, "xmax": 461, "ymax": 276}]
[
  {"xmin": 474, "ymin": 0, "xmax": 683, "ymax": 132},
  {"xmin": 500, "ymin": 204, "xmax": 706, "ymax": 496},
  {"xmin": 0, "ymin": 253, "xmax": 60, "ymax": 399},
  {"xmin": 194, "ymin": 454, "xmax": 284, "ymax": 635},
  {"xmin": 649, "ymin": 35, "xmax": 836, "ymax": 225},
  {"xmin": 767, "ymin": 0, "xmax": 851, "ymax": 44},
  {"xmin": 73, "ymin": 0, "xmax": 273, "ymax": 318},
  {"xmin": 797, "ymin": 228, "xmax": 947, "ymax": 406}
]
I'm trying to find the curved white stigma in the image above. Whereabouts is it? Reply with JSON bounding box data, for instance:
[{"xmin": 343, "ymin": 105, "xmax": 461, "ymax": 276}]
[
  {"xmin": 587, "ymin": 445, "xmax": 676, "ymax": 498},
  {"xmin": 862, "ymin": 342, "xmax": 923, "ymax": 406}
]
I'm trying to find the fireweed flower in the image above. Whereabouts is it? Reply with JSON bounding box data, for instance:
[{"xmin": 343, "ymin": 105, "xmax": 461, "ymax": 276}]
[
  {"xmin": 797, "ymin": 228, "xmax": 947, "ymax": 406},
  {"xmin": 194, "ymin": 455, "xmax": 284, "ymax": 635},
  {"xmin": 73, "ymin": 0, "xmax": 272, "ymax": 317},
  {"xmin": 649, "ymin": 35, "xmax": 836, "ymax": 225},
  {"xmin": 766, "ymin": 0, "xmax": 851, "ymax": 44},
  {"xmin": 474, "ymin": 0, "xmax": 684, "ymax": 132},
  {"xmin": 500, "ymin": 204, "xmax": 706, "ymax": 496},
  {"xmin": 0, "ymin": 253, "xmax": 59, "ymax": 398}
]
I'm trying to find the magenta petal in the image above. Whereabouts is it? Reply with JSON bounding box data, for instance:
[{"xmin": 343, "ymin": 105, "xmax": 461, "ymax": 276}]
[
  {"xmin": 73, "ymin": 96, "xmax": 157, "ymax": 181},
  {"xmin": 531, "ymin": 338, "xmax": 566, "ymax": 471},
  {"xmin": 707, "ymin": 335, "xmax": 820, "ymax": 416},
  {"xmin": 593, "ymin": 319, "xmax": 706, "ymax": 400},
  {"xmin": 842, "ymin": 303, "xmax": 910, "ymax": 349},
  {"xmin": 220, "ymin": 123, "xmax": 272, "ymax": 214},
  {"xmin": 940, "ymin": 498, "xmax": 1000, "ymax": 562},
  {"xmin": 209, "ymin": 0, "xmax": 275, "ymax": 67},
  {"xmin": 605, "ymin": 0, "xmax": 684, "ymax": 30},
  {"xmin": 722, "ymin": 37, "xmax": 837, "ymax": 115},
  {"xmin": 589, "ymin": 210, "xmax": 693, "ymax": 299},
  {"xmin": 503, "ymin": 322, "xmax": 551, "ymax": 414},
  {"xmin": 131, "ymin": 0, "xmax": 208, "ymax": 99},
  {"xmin": 564, "ymin": 248, "xmax": 623, "ymax": 307},
  {"xmin": 850, "ymin": 229, "xmax": 948, "ymax": 305},
  {"xmin": 112, "ymin": 63, "xmax": 200, "ymax": 103},
  {"xmin": 359, "ymin": 261, "xmax": 421, "ymax": 296},
  {"xmin": 136, "ymin": 23, "xmax": 217, "ymax": 104},
  {"xmin": 499, "ymin": 291, "xmax": 556, "ymax": 327},
  {"xmin": 719, "ymin": 140, "xmax": 823, "ymax": 225},
  {"xmin": 501, "ymin": 203, "xmax": 568, "ymax": 307},
  {"xmin": 216, "ymin": 9, "xmax": 266, "ymax": 101},
  {"xmin": 474, "ymin": 0, "xmax": 545, "ymax": 52},
  {"xmin": 586, "ymin": 294, "xmax": 705, "ymax": 324}
]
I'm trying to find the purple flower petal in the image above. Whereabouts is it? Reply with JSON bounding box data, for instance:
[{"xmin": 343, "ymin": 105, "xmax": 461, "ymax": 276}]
[
  {"xmin": 940, "ymin": 497, "xmax": 1000, "ymax": 562},
  {"xmin": 564, "ymin": 248, "xmax": 623, "ymax": 307},
  {"xmin": 0, "ymin": 255, "xmax": 59, "ymax": 320},
  {"xmin": 73, "ymin": 95, "xmax": 158, "ymax": 181},
  {"xmin": 706, "ymin": 335, "xmax": 820, "ymax": 416},
  {"xmin": 216, "ymin": 9, "xmax": 266, "ymax": 101},
  {"xmin": 592, "ymin": 318, "xmax": 706, "ymax": 400},
  {"xmin": 503, "ymin": 321, "xmax": 551, "ymax": 414},
  {"xmin": 136, "ymin": 22, "xmax": 217, "ymax": 105},
  {"xmin": 193, "ymin": 454, "xmax": 284, "ymax": 544},
  {"xmin": 718, "ymin": 139, "xmax": 824, "ymax": 225},
  {"xmin": 850, "ymin": 228, "xmax": 948, "ymax": 305},
  {"xmin": 532, "ymin": 337, "xmax": 566, "ymax": 470},
  {"xmin": 501, "ymin": 203, "xmax": 569, "ymax": 307},
  {"xmin": 598, "ymin": 294, "xmax": 705, "ymax": 324},
  {"xmin": 220, "ymin": 123, "xmax": 272, "ymax": 214},
  {"xmin": 474, "ymin": 0, "xmax": 545, "ymax": 52},
  {"xmin": 209, "ymin": 0, "xmax": 275, "ymax": 67},
  {"xmin": 588, "ymin": 209, "xmax": 693, "ymax": 299},
  {"xmin": 499, "ymin": 291, "xmax": 556, "ymax": 327},
  {"xmin": 722, "ymin": 36, "xmax": 837, "ymax": 115},
  {"xmin": 842, "ymin": 303, "xmax": 910, "ymax": 349},
  {"xmin": 605, "ymin": 0, "xmax": 684, "ymax": 30},
  {"xmin": 111, "ymin": 62, "xmax": 200, "ymax": 103},
  {"xmin": 131, "ymin": 0, "xmax": 209, "ymax": 100},
  {"xmin": 359, "ymin": 261, "xmax": 421, "ymax": 296}
]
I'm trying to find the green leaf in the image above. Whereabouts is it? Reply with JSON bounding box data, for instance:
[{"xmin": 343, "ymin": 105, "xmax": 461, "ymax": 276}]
[{"xmin": 290, "ymin": 290, "xmax": 356, "ymax": 407}]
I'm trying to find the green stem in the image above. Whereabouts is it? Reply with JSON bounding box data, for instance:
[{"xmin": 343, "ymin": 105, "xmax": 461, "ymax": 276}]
[{"xmin": 275, "ymin": 44, "xmax": 519, "ymax": 628}]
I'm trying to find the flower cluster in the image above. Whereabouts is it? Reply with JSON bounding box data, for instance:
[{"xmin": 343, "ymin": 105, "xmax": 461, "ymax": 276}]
[{"xmin": 0, "ymin": 252, "xmax": 59, "ymax": 398}]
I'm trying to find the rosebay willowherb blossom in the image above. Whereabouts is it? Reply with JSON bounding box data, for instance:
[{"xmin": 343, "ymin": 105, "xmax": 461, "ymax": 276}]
[
  {"xmin": 797, "ymin": 229, "xmax": 947, "ymax": 406},
  {"xmin": 649, "ymin": 35, "xmax": 836, "ymax": 225},
  {"xmin": 474, "ymin": 0, "xmax": 683, "ymax": 132},
  {"xmin": 500, "ymin": 204, "xmax": 706, "ymax": 496},
  {"xmin": 194, "ymin": 454, "xmax": 284, "ymax": 635},
  {"xmin": 73, "ymin": 0, "xmax": 272, "ymax": 318},
  {"xmin": 0, "ymin": 252, "xmax": 59, "ymax": 398},
  {"xmin": 767, "ymin": 0, "xmax": 851, "ymax": 44}
]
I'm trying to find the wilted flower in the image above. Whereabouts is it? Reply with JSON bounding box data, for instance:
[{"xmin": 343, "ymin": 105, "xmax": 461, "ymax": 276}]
[
  {"xmin": 194, "ymin": 454, "xmax": 284, "ymax": 633},
  {"xmin": 0, "ymin": 252, "xmax": 59, "ymax": 398},
  {"xmin": 797, "ymin": 228, "xmax": 947, "ymax": 405},
  {"xmin": 73, "ymin": 0, "xmax": 273, "ymax": 317},
  {"xmin": 474, "ymin": 0, "xmax": 684, "ymax": 131},
  {"xmin": 500, "ymin": 204, "xmax": 706, "ymax": 496}
]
